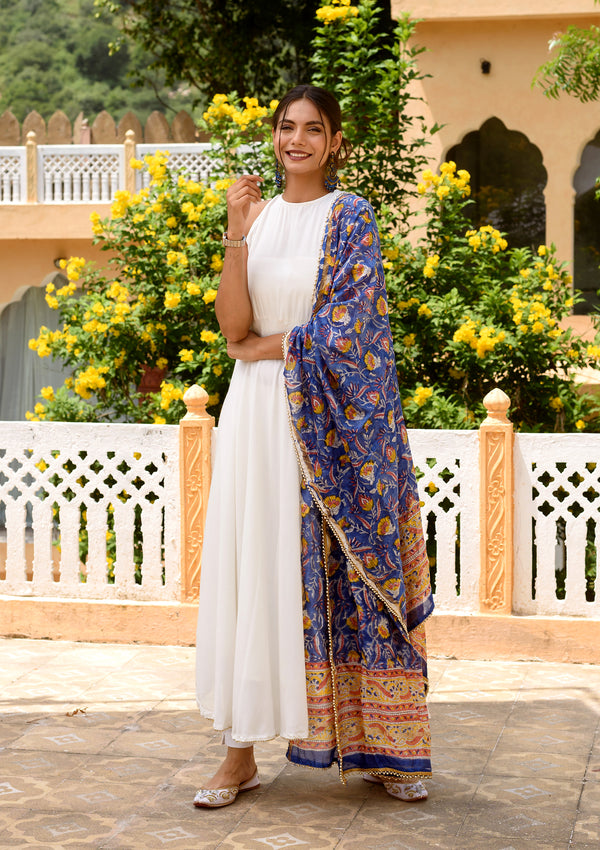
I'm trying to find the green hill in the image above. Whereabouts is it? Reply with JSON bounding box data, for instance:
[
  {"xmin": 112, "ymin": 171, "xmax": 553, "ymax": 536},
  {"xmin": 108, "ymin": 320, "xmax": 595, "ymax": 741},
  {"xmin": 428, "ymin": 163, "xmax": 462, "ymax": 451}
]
[{"xmin": 0, "ymin": 0, "xmax": 196, "ymax": 123}]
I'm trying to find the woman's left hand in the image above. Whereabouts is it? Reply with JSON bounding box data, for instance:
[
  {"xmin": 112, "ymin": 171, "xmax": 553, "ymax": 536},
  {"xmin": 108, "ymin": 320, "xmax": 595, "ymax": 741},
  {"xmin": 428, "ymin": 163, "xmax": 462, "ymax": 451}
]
[
  {"xmin": 227, "ymin": 331, "xmax": 285, "ymax": 361},
  {"xmin": 227, "ymin": 331, "xmax": 263, "ymax": 361}
]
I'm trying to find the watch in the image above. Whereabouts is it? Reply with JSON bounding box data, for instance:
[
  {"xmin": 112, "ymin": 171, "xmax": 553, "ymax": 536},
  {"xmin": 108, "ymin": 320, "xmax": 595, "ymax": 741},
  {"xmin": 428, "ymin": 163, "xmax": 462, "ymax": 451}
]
[{"xmin": 222, "ymin": 232, "xmax": 246, "ymax": 247}]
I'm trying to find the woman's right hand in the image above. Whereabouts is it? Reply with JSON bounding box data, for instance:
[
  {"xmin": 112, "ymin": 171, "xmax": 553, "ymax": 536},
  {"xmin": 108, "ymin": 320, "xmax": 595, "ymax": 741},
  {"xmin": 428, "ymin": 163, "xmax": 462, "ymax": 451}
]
[{"xmin": 226, "ymin": 175, "xmax": 263, "ymax": 238}]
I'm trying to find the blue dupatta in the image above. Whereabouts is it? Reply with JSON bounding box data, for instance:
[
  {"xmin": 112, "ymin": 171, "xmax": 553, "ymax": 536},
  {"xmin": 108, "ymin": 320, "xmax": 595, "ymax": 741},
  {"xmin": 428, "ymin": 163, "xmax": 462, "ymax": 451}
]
[{"xmin": 283, "ymin": 193, "xmax": 433, "ymax": 781}]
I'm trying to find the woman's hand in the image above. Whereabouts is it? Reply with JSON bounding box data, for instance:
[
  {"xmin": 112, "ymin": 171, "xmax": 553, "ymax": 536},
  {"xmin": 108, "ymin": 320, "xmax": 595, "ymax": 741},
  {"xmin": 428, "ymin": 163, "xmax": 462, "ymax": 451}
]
[
  {"xmin": 227, "ymin": 331, "xmax": 285, "ymax": 362},
  {"xmin": 226, "ymin": 175, "xmax": 263, "ymax": 238}
]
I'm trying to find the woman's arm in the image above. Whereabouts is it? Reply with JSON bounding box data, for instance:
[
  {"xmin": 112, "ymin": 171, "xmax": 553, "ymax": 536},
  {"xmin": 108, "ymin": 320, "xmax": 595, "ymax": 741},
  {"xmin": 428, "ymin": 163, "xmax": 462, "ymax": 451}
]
[
  {"xmin": 215, "ymin": 175, "xmax": 265, "ymax": 342},
  {"xmin": 227, "ymin": 331, "xmax": 286, "ymax": 361}
]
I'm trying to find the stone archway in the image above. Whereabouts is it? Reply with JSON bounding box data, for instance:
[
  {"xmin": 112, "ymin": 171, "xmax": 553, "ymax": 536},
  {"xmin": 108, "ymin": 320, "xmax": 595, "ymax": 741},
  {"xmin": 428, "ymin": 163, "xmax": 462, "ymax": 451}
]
[
  {"xmin": 573, "ymin": 131, "xmax": 600, "ymax": 314},
  {"xmin": 447, "ymin": 117, "xmax": 547, "ymax": 252}
]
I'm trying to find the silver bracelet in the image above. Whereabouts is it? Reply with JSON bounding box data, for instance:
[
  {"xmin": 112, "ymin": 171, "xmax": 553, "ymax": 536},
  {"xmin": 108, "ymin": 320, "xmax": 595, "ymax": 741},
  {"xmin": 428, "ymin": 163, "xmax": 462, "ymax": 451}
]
[{"xmin": 222, "ymin": 232, "xmax": 246, "ymax": 247}]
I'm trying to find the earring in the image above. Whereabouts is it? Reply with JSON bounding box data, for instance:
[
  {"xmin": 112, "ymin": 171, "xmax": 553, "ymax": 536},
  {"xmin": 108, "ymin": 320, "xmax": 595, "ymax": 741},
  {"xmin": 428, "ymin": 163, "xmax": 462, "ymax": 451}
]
[
  {"xmin": 324, "ymin": 152, "xmax": 340, "ymax": 191},
  {"xmin": 275, "ymin": 159, "xmax": 284, "ymax": 189}
]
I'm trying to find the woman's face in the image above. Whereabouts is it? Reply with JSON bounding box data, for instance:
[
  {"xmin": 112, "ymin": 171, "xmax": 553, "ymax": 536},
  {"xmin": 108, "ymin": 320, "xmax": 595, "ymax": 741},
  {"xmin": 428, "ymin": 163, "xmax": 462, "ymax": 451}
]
[{"xmin": 273, "ymin": 98, "xmax": 341, "ymax": 180}]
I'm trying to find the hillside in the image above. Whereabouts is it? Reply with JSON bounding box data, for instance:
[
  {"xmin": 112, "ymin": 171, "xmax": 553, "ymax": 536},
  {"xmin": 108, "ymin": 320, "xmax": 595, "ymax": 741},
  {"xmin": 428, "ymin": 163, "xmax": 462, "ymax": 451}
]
[{"xmin": 0, "ymin": 0, "xmax": 196, "ymax": 123}]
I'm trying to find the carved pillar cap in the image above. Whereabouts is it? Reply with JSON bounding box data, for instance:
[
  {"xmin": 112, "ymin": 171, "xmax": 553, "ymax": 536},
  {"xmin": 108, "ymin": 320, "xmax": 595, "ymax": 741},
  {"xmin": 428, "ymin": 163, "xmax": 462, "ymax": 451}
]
[
  {"xmin": 482, "ymin": 387, "xmax": 511, "ymax": 425},
  {"xmin": 182, "ymin": 384, "xmax": 209, "ymax": 420},
  {"xmin": 26, "ymin": 130, "xmax": 37, "ymax": 143},
  {"xmin": 125, "ymin": 129, "xmax": 136, "ymax": 141}
]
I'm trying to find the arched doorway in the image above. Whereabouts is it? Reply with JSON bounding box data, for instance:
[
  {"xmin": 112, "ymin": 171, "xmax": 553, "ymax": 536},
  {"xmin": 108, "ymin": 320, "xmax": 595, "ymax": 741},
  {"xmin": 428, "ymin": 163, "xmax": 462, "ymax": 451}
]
[
  {"xmin": 0, "ymin": 274, "xmax": 68, "ymax": 420},
  {"xmin": 447, "ymin": 117, "xmax": 547, "ymax": 251},
  {"xmin": 573, "ymin": 131, "xmax": 600, "ymax": 314}
]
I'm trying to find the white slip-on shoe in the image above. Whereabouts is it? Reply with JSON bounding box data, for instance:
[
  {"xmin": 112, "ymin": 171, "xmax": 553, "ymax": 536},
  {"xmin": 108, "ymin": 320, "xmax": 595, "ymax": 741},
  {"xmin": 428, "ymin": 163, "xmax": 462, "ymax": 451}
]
[
  {"xmin": 363, "ymin": 773, "xmax": 428, "ymax": 801},
  {"xmin": 193, "ymin": 770, "xmax": 260, "ymax": 808}
]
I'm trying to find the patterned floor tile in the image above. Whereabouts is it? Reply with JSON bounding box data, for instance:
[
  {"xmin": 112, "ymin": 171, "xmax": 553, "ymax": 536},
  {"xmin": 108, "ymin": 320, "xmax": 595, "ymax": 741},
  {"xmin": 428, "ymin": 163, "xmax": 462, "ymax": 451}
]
[
  {"xmin": 484, "ymin": 747, "xmax": 588, "ymax": 781},
  {"xmin": 0, "ymin": 809, "xmax": 117, "ymax": 847},
  {"xmin": 9, "ymin": 722, "xmax": 121, "ymax": 755},
  {"xmin": 101, "ymin": 817, "xmax": 222, "ymax": 849},
  {"xmin": 76, "ymin": 753, "xmax": 187, "ymax": 785},
  {"xmin": 218, "ymin": 823, "xmax": 344, "ymax": 848},
  {"xmin": 0, "ymin": 640, "xmax": 598, "ymax": 850}
]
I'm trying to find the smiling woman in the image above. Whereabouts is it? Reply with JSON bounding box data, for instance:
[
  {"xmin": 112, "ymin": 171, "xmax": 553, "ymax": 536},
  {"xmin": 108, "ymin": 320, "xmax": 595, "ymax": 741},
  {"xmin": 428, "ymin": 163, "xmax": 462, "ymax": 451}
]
[{"xmin": 193, "ymin": 84, "xmax": 433, "ymax": 809}]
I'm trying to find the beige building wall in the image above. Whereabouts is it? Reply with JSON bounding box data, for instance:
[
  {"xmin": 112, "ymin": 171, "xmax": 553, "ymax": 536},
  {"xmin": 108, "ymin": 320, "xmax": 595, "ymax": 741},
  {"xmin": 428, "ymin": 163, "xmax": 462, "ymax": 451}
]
[
  {"xmin": 393, "ymin": 0, "xmax": 600, "ymax": 283},
  {"xmin": 0, "ymin": 205, "xmax": 110, "ymax": 313}
]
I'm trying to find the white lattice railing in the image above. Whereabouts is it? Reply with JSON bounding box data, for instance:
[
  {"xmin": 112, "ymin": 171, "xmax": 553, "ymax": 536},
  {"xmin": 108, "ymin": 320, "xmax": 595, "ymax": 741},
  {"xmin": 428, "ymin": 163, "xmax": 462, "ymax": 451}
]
[
  {"xmin": 0, "ymin": 146, "xmax": 26, "ymax": 203},
  {"xmin": 0, "ymin": 140, "xmax": 216, "ymax": 204},
  {"xmin": 37, "ymin": 145, "xmax": 124, "ymax": 203},
  {"xmin": 514, "ymin": 433, "xmax": 600, "ymax": 617},
  {"xmin": 410, "ymin": 430, "xmax": 480, "ymax": 613},
  {"xmin": 0, "ymin": 422, "xmax": 180, "ymax": 601},
  {"xmin": 136, "ymin": 143, "xmax": 214, "ymax": 189},
  {"xmin": 1, "ymin": 413, "xmax": 599, "ymax": 619}
]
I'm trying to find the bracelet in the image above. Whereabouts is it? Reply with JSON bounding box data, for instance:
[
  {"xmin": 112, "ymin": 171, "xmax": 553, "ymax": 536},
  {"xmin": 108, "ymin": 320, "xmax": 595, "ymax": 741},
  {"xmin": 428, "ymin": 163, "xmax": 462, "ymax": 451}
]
[
  {"xmin": 281, "ymin": 331, "xmax": 290, "ymax": 361},
  {"xmin": 222, "ymin": 232, "xmax": 246, "ymax": 247}
]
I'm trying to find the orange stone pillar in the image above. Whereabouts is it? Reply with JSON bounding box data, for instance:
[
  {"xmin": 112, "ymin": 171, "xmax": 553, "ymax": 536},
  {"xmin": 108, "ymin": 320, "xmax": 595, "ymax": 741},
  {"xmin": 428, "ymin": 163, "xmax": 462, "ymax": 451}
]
[
  {"xmin": 179, "ymin": 384, "xmax": 215, "ymax": 602},
  {"xmin": 479, "ymin": 388, "xmax": 514, "ymax": 614}
]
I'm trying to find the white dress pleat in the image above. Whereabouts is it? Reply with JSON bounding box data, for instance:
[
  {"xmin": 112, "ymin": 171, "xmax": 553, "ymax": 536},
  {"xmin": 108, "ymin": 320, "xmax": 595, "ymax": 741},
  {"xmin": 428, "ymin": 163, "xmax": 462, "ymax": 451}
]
[{"xmin": 196, "ymin": 191, "xmax": 340, "ymax": 742}]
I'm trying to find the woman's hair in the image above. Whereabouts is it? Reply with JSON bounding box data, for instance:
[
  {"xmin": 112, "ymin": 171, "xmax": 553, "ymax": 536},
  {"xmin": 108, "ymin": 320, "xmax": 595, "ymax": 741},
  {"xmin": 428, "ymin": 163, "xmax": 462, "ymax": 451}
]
[{"xmin": 272, "ymin": 84, "xmax": 352, "ymax": 168}]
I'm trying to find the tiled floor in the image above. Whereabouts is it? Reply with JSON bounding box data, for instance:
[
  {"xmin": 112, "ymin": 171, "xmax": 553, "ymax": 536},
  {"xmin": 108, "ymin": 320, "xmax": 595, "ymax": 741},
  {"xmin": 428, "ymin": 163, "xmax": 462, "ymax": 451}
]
[{"xmin": 0, "ymin": 638, "xmax": 599, "ymax": 850}]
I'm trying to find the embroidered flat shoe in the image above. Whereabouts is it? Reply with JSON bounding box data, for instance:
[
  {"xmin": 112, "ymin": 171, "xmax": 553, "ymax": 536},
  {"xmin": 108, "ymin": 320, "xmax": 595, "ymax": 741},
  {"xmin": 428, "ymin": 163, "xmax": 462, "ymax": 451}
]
[
  {"xmin": 363, "ymin": 773, "xmax": 428, "ymax": 802},
  {"xmin": 193, "ymin": 770, "xmax": 260, "ymax": 808}
]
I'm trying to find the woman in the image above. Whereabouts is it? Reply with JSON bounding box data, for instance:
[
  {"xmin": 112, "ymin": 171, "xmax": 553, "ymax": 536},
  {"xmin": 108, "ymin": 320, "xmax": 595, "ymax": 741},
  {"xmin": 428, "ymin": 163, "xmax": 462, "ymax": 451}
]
[{"xmin": 194, "ymin": 85, "xmax": 433, "ymax": 808}]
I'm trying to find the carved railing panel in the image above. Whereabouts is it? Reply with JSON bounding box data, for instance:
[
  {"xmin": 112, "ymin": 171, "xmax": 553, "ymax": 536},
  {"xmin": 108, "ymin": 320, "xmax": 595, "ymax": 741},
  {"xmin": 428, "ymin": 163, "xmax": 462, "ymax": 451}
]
[
  {"xmin": 0, "ymin": 422, "xmax": 180, "ymax": 601},
  {"xmin": 408, "ymin": 429, "xmax": 480, "ymax": 612},
  {"xmin": 514, "ymin": 433, "xmax": 600, "ymax": 616}
]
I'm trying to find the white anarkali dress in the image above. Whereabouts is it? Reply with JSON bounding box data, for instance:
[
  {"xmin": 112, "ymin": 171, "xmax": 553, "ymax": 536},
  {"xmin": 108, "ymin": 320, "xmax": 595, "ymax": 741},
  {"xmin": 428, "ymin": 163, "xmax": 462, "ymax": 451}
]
[{"xmin": 196, "ymin": 190, "xmax": 341, "ymax": 743}]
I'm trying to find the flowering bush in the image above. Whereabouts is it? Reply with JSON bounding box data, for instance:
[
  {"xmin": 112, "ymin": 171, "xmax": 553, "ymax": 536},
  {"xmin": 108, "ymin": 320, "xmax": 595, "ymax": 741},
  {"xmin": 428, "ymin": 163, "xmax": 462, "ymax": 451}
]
[
  {"xmin": 311, "ymin": 0, "xmax": 432, "ymax": 227},
  {"xmin": 28, "ymin": 153, "xmax": 229, "ymax": 423},
  {"xmin": 383, "ymin": 162, "xmax": 600, "ymax": 431}
]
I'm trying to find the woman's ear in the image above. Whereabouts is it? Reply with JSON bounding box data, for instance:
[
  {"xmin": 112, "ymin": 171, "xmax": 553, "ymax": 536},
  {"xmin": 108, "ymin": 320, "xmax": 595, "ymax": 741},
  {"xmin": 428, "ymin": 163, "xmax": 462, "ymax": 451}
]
[{"xmin": 331, "ymin": 130, "xmax": 343, "ymax": 155}]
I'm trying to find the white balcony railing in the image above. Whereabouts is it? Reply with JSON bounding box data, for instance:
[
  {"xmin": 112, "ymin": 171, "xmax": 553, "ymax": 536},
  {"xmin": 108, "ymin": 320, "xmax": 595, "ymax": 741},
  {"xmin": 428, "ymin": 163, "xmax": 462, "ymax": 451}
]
[
  {"xmin": 0, "ymin": 138, "xmax": 214, "ymax": 204},
  {"xmin": 1, "ymin": 401, "xmax": 599, "ymax": 620}
]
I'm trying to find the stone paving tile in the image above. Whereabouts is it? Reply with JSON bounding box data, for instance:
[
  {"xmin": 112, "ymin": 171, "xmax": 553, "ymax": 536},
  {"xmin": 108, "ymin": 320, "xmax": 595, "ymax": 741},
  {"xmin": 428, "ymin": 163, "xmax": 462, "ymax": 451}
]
[{"xmin": 0, "ymin": 639, "xmax": 599, "ymax": 850}]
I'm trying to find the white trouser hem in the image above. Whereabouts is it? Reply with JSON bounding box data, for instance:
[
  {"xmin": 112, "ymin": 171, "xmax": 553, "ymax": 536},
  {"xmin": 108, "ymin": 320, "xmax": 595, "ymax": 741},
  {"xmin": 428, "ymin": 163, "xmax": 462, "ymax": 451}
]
[{"xmin": 222, "ymin": 729, "xmax": 254, "ymax": 748}]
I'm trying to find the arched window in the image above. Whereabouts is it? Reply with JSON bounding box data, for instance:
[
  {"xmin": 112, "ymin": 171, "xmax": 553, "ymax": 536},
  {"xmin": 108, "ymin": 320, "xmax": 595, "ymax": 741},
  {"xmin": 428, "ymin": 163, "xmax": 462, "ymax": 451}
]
[
  {"xmin": 573, "ymin": 131, "xmax": 600, "ymax": 314},
  {"xmin": 0, "ymin": 275, "xmax": 67, "ymax": 420},
  {"xmin": 447, "ymin": 117, "xmax": 547, "ymax": 251}
]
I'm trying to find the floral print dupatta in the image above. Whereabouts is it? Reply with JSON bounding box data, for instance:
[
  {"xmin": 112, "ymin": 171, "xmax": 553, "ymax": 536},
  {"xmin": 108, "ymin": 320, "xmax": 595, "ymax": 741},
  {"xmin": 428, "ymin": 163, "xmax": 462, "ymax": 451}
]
[{"xmin": 283, "ymin": 193, "xmax": 434, "ymax": 782}]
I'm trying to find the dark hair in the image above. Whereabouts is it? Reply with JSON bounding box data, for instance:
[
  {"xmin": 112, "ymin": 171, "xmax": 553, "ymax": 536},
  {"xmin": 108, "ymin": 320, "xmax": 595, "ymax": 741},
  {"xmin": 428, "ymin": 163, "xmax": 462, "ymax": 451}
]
[{"xmin": 272, "ymin": 84, "xmax": 352, "ymax": 168}]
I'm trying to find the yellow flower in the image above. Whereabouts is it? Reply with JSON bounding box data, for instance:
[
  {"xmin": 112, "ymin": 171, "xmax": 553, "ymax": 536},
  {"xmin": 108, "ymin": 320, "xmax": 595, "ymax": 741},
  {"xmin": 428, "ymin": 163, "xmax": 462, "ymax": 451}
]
[
  {"xmin": 403, "ymin": 333, "xmax": 416, "ymax": 347},
  {"xmin": 210, "ymin": 254, "xmax": 224, "ymax": 273},
  {"xmin": 40, "ymin": 386, "xmax": 54, "ymax": 401},
  {"xmin": 164, "ymin": 291, "xmax": 181, "ymax": 309},
  {"xmin": 201, "ymin": 329, "xmax": 219, "ymax": 344},
  {"xmin": 153, "ymin": 415, "xmax": 166, "ymax": 425},
  {"xmin": 130, "ymin": 158, "xmax": 143, "ymax": 170},
  {"xmin": 413, "ymin": 386, "xmax": 433, "ymax": 407},
  {"xmin": 538, "ymin": 245, "xmax": 547, "ymax": 256},
  {"xmin": 156, "ymin": 357, "xmax": 168, "ymax": 370},
  {"xmin": 179, "ymin": 348, "xmax": 194, "ymax": 362},
  {"xmin": 418, "ymin": 304, "xmax": 432, "ymax": 318},
  {"xmin": 549, "ymin": 396, "xmax": 564, "ymax": 411},
  {"xmin": 575, "ymin": 419, "xmax": 586, "ymax": 430},
  {"xmin": 187, "ymin": 282, "xmax": 201, "ymax": 296}
]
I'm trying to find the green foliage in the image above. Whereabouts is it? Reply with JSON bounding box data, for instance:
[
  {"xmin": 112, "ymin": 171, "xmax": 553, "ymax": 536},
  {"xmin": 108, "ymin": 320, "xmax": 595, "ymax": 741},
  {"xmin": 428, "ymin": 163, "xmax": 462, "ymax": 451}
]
[
  {"xmin": 534, "ymin": 6, "xmax": 600, "ymax": 103},
  {"xmin": 383, "ymin": 164, "xmax": 600, "ymax": 431},
  {"xmin": 94, "ymin": 0, "xmax": 322, "ymax": 108},
  {"xmin": 310, "ymin": 0, "xmax": 436, "ymax": 227},
  {"xmin": 0, "ymin": 0, "xmax": 195, "ymax": 121},
  {"xmin": 28, "ymin": 97, "xmax": 277, "ymax": 425}
]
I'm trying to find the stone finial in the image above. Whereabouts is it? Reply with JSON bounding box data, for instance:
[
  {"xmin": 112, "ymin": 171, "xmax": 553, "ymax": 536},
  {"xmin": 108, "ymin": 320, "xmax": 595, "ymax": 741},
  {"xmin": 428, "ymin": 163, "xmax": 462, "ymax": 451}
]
[
  {"xmin": 482, "ymin": 388, "xmax": 511, "ymax": 425},
  {"xmin": 183, "ymin": 384, "xmax": 210, "ymax": 420}
]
